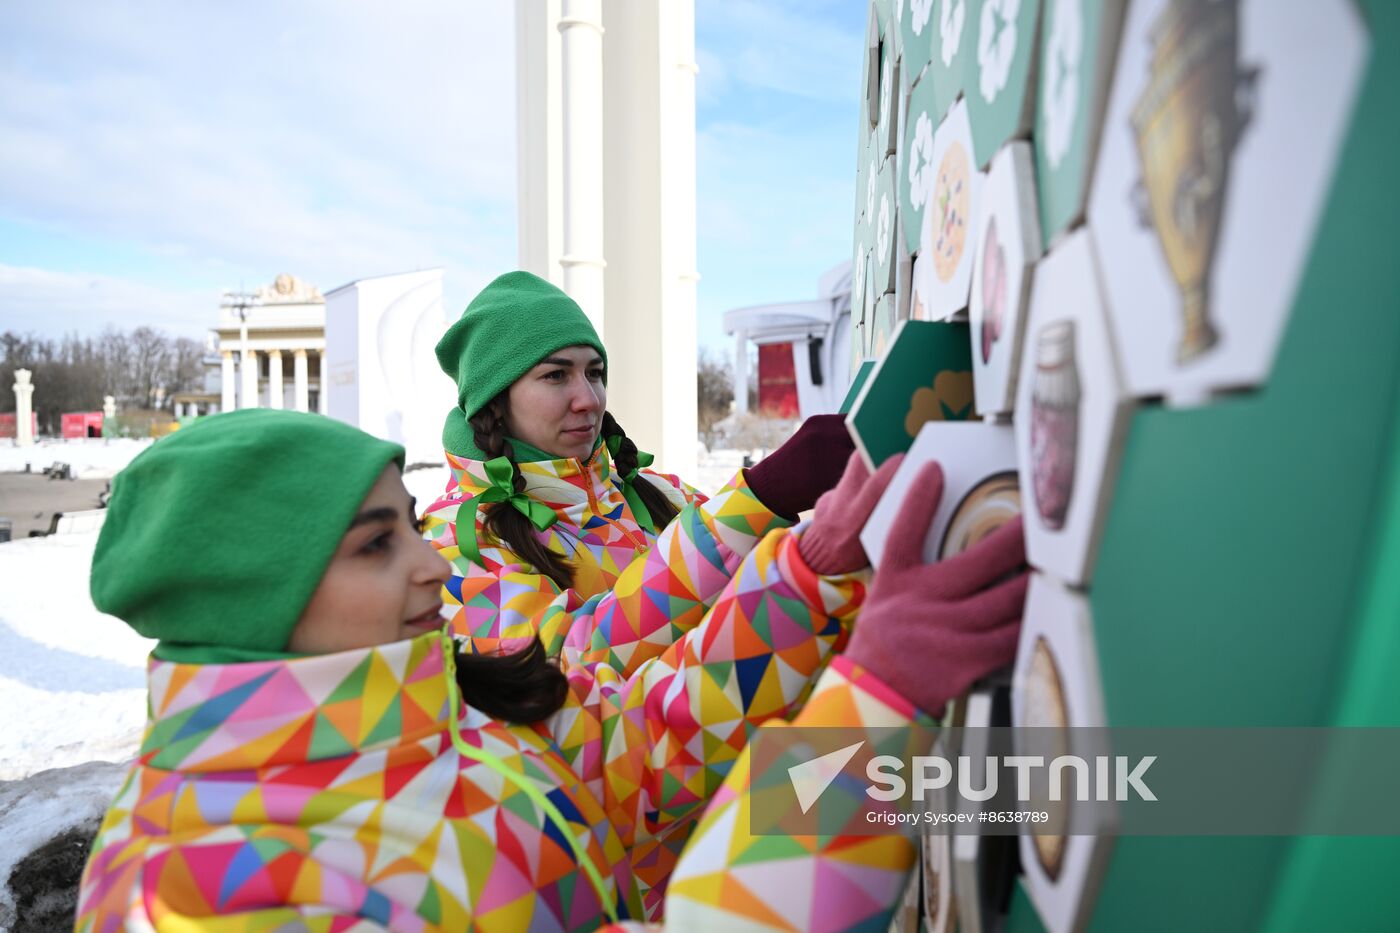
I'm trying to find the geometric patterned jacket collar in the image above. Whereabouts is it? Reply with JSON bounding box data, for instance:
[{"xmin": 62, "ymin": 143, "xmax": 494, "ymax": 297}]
[
  {"xmin": 139, "ymin": 632, "xmax": 451, "ymax": 774},
  {"xmin": 444, "ymin": 440, "xmax": 622, "ymax": 517}
]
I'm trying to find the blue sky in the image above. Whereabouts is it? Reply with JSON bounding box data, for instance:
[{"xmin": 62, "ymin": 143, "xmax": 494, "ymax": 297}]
[{"xmin": 0, "ymin": 1, "xmax": 864, "ymax": 355}]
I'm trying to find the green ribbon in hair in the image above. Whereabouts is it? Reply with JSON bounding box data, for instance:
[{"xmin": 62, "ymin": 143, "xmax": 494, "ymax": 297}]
[
  {"xmin": 460, "ymin": 456, "xmax": 559, "ymax": 564},
  {"xmin": 606, "ymin": 434, "xmax": 657, "ymax": 534}
]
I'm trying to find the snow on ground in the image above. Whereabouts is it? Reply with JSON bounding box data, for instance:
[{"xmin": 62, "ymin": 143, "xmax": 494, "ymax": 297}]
[
  {"xmin": 0, "ymin": 443, "xmax": 757, "ymax": 781},
  {"xmin": 0, "ymin": 532, "xmax": 153, "ymax": 780},
  {"xmin": 0, "ymin": 438, "xmax": 153, "ymax": 480}
]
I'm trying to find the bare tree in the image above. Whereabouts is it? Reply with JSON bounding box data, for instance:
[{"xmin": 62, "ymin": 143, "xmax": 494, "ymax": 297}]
[{"xmin": 697, "ymin": 348, "xmax": 735, "ymax": 448}]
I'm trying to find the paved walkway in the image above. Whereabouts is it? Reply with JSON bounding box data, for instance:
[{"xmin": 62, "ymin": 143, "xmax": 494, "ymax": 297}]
[{"xmin": 0, "ymin": 474, "xmax": 108, "ymax": 540}]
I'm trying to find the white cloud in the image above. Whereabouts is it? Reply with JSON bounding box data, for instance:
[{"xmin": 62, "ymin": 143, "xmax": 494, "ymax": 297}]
[
  {"xmin": 0, "ymin": 264, "xmax": 211, "ymax": 338},
  {"xmin": 0, "ymin": 1, "xmax": 518, "ymax": 334},
  {"xmin": 696, "ymin": 0, "xmax": 861, "ymax": 103}
]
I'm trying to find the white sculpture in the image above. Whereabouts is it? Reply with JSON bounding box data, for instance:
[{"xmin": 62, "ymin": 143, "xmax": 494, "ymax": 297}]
[{"xmin": 13, "ymin": 368, "xmax": 35, "ymax": 447}]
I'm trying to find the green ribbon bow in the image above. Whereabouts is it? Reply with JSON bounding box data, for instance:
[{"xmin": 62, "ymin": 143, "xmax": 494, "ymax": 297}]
[
  {"xmin": 460, "ymin": 456, "xmax": 559, "ymax": 564},
  {"xmin": 606, "ymin": 434, "xmax": 657, "ymax": 534}
]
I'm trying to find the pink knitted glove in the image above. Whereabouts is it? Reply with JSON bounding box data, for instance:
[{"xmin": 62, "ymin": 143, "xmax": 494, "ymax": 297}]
[
  {"xmin": 797, "ymin": 451, "xmax": 906, "ymax": 575},
  {"xmin": 845, "ymin": 461, "xmax": 1029, "ymax": 718}
]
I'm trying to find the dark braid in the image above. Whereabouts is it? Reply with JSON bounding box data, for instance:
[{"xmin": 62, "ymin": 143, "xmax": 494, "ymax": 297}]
[
  {"xmin": 600, "ymin": 412, "xmax": 681, "ymax": 532},
  {"xmin": 454, "ymin": 635, "xmax": 569, "ymax": 724},
  {"xmin": 467, "ymin": 395, "xmax": 575, "ymax": 591}
]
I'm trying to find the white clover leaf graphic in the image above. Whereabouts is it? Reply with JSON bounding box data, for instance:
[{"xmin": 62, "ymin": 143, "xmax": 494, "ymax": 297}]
[
  {"xmin": 908, "ymin": 111, "xmax": 936, "ymax": 213},
  {"xmin": 877, "ymin": 193, "xmax": 892, "ymax": 261},
  {"xmin": 911, "ymin": 0, "xmax": 935, "ymax": 36},
  {"xmin": 853, "ymin": 247, "xmax": 867, "ymax": 301},
  {"xmin": 978, "ymin": 0, "xmax": 1020, "ymax": 104},
  {"xmin": 1042, "ymin": 0, "xmax": 1083, "ymax": 169},
  {"xmin": 940, "ymin": 0, "xmax": 966, "ymax": 67}
]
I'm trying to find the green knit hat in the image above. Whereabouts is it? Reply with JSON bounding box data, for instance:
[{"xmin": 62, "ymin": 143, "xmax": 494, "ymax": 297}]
[
  {"xmin": 91, "ymin": 409, "xmax": 404, "ymax": 665},
  {"xmin": 436, "ymin": 271, "xmax": 607, "ymax": 456}
]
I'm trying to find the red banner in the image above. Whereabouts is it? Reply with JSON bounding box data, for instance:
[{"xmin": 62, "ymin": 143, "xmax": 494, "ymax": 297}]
[
  {"xmin": 0, "ymin": 412, "xmax": 38, "ymax": 439},
  {"xmin": 757, "ymin": 342, "xmax": 799, "ymax": 419},
  {"xmin": 61, "ymin": 412, "xmax": 104, "ymax": 438}
]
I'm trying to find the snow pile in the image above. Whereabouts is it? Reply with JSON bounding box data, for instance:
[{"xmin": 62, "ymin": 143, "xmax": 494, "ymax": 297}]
[
  {"xmin": 0, "ymin": 438, "xmax": 153, "ymax": 480},
  {"xmin": 0, "ymin": 532, "xmax": 152, "ymax": 782},
  {"xmin": 0, "ymin": 760, "xmax": 129, "ymax": 931}
]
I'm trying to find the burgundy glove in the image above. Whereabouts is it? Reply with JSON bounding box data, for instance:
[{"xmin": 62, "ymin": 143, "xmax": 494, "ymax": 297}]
[
  {"xmin": 845, "ymin": 461, "xmax": 1029, "ymax": 718},
  {"xmin": 744, "ymin": 414, "xmax": 857, "ymax": 519},
  {"xmin": 798, "ymin": 451, "xmax": 906, "ymax": 575}
]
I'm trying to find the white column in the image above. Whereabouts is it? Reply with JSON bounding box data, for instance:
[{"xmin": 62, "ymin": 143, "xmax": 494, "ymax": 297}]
[
  {"xmin": 221, "ymin": 351, "xmax": 236, "ymax": 413},
  {"xmin": 316, "ymin": 352, "xmax": 327, "ymax": 414},
  {"xmin": 733, "ymin": 330, "xmax": 749, "ymax": 415},
  {"xmin": 173, "ymin": 401, "xmax": 183, "ymax": 419},
  {"xmin": 293, "ymin": 350, "xmax": 309, "ymax": 412},
  {"xmin": 267, "ymin": 350, "xmax": 284, "ymax": 410},
  {"xmin": 13, "ymin": 368, "xmax": 35, "ymax": 447},
  {"xmin": 558, "ymin": 0, "xmax": 606, "ymax": 328},
  {"xmin": 240, "ymin": 348, "xmax": 259, "ymax": 409},
  {"xmin": 516, "ymin": 0, "xmax": 564, "ymax": 285}
]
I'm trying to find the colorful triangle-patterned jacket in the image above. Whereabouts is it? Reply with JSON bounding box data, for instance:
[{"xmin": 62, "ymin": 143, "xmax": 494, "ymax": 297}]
[
  {"xmin": 75, "ymin": 467, "xmax": 868, "ymax": 930},
  {"xmin": 422, "ymin": 443, "xmax": 760, "ymax": 676}
]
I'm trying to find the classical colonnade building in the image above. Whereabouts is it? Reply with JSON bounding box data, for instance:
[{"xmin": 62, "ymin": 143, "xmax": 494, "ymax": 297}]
[{"xmin": 212, "ymin": 274, "xmax": 328, "ymax": 415}]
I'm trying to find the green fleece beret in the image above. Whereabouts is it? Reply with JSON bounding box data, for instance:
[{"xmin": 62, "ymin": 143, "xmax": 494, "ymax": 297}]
[
  {"xmin": 436, "ymin": 271, "xmax": 607, "ymax": 422},
  {"xmin": 91, "ymin": 409, "xmax": 404, "ymax": 664}
]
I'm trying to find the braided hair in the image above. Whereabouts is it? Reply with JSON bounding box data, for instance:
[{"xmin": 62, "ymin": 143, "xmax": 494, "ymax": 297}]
[
  {"xmin": 450, "ymin": 397, "xmax": 680, "ymax": 723},
  {"xmin": 466, "ymin": 393, "xmax": 681, "ymax": 592}
]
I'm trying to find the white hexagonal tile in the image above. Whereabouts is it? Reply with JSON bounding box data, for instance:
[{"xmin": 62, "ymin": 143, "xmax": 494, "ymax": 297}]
[
  {"xmin": 1087, "ymin": 0, "xmax": 1369, "ymax": 403},
  {"xmin": 1013, "ymin": 228, "xmax": 1133, "ymax": 587},
  {"xmin": 971, "ymin": 141, "xmax": 1043, "ymax": 415},
  {"xmin": 919, "ymin": 99, "xmax": 984, "ymax": 321},
  {"xmin": 1012, "ymin": 572, "xmax": 1116, "ymax": 933}
]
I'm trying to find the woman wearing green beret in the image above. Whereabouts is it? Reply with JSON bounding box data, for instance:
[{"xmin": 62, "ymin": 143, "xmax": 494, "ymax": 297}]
[
  {"xmin": 74, "ymin": 407, "xmax": 1017, "ymax": 929},
  {"xmin": 425, "ymin": 272, "xmax": 875, "ymax": 908}
]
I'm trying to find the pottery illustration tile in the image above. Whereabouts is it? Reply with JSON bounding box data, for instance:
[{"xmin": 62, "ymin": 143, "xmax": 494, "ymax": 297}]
[
  {"xmin": 971, "ymin": 141, "xmax": 1043, "ymax": 415},
  {"xmin": 860, "ymin": 420, "xmax": 1017, "ymax": 569},
  {"xmin": 1033, "ymin": 0, "xmax": 1127, "ymax": 247},
  {"xmin": 1013, "ymin": 229, "xmax": 1132, "ymax": 587},
  {"xmin": 847, "ymin": 319, "xmax": 975, "ymax": 471},
  {"xmin": 1012, "ymin": 573, "xmax": 1116, "ymax": 933},
  {"xmin": 967, "ymin": 0, "xmax": 1045, "ymax": 168},
  {"xmin": 1087, "ymin": 0, "xmax": 1369, "ymax": 403},
  {"xmin": 921, "ymin": 100, "xmax": 984, "ymax": 320}
]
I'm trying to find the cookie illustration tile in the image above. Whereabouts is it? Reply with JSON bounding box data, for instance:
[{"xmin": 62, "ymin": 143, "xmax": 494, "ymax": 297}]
[
  {"xmin": 846, "ymin": 319, "xmax": 975, "ymax": 470},
  {"xmin": 930, "ymin": 0, "xmax": 972, "ymax": 122},
  {"xmin": 1013, "ymin": 229, "xmax": 1133, "ymax": 587},
  {"xmin": 1012, "ymin": 573, "xmax": 1116, "ymax": 933},
  {"xmin": 971, "ymin": 141, "xmax": 1043, "ymax": 415},
  {"xmin": 1033, "ymin": 0, "xmax": 1127, "ymax": 247},
  {"xmin": 1087, "ymin": 0, "xmax": 1369, "ymax": 402},
  {"xmin": 860, "ymin": 420, "xmax": 1018, "ymax": 569},
  {"xmin": 901, "ymin": 72, "xmax": 940, "ymax": 254},
  {"xmin": 920, "ymin": 100, "xmax": 984, "ymax": 320},
  {"xmin": 967, "ymin": 0, "xmax": 1044, "ymax": 168}
]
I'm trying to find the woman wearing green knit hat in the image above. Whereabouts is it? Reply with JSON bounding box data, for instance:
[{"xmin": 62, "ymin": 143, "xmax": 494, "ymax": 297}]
[{"xmin": 77, "ymin": 397, "xmax": 1024, "ymax": 930}]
